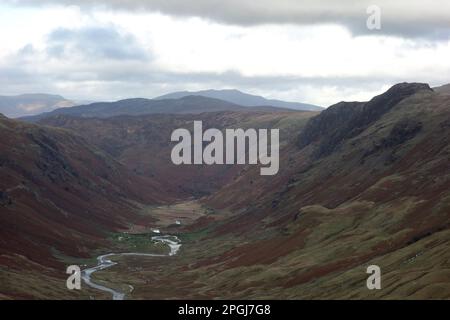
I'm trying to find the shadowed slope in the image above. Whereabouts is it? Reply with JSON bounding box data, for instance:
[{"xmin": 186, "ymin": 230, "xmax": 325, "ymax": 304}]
[{"xmin": 0, "ymin": 116, "xmax": 170, "ymax": 273}]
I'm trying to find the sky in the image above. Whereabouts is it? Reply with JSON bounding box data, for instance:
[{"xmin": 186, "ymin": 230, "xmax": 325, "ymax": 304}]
[{"xmin": 0, "ymin": 0, "xmax": 449, "ymax": 107}]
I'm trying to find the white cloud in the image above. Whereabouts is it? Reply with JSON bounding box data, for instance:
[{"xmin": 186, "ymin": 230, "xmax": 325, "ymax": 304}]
[
  {"xmin": 0, "ymin": 2, "xmax": 449, "ymax": 106},
  {"xmin": 6, "ymin": 0, "xmax": 450, "ymax": 38}
]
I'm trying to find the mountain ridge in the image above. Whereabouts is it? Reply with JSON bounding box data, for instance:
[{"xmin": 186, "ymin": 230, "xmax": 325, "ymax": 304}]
[
  {"xmin": 298, "ymin": 82, "xmax": 433, "ymax": 158},
  {"xmin": 155, "ymin": 88, "xmax": 322, "ymax": 111},
  {"xmin": 0, "ymin": 93, "xmax": 76, "ymax": 118},
  {"xmin": 21, "ymin": 95, "xmax": 297, "ymax": 122}
]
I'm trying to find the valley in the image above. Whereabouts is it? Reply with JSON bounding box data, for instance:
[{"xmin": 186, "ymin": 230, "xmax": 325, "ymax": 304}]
[{"xmin": 1, "ymin": 83, "xmax": 449, "ymax": 299}]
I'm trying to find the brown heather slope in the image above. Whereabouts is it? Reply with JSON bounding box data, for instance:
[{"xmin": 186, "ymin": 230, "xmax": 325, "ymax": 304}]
[
  {"xmin": 205, "ymin": 84, "xmax": 447, "ymax": 218},
  {"xmin": 1, "ymin": 108, "xmax": 314, "ymax": 299},
  {"xmin": 34, "ymin": 84, "xmax": 450, "ymax": 299},
  {"xmin": 39, "ymin": 110, "xmax": 316, "ymax": 198},
  {"xmin": 0, "ymin": 116, "xmax": 170, "ymax": 280},
  {"xmin": 169, "ymin": 83, "xmax": 450, "ymax": 298}
]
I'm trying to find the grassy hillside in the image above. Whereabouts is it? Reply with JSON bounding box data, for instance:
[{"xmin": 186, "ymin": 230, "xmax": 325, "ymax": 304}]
[{"xmin": 1, "ymin": 83, "xmax": 449, "ymax": 299}]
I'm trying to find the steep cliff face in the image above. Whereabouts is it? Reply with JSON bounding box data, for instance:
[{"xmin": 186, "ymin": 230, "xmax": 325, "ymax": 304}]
[
  {"xmin": 297, "ymin": 101, "xmax": 364, "ymax": 154},
  {"xmin": 298, "ymin": 83, "xmax": 432, "ymax": 158}
]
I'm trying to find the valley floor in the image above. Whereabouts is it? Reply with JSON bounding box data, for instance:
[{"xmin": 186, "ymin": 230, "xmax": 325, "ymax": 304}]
[{"xmin": 67, "ymin": 201, "xmax": 450, "ymax": 300}]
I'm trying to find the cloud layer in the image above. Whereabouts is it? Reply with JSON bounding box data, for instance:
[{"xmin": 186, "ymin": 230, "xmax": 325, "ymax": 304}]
[
  {"xmin": 6, "ymin": 0, "xmax": 450, "ymax": 39},
  {"xmin": 46, "ymin": 26, "xmax": 150, "ymax": 61},
  {"xmin": 0, "ymin": 1, "xmax": 449, "ymax": 107}
]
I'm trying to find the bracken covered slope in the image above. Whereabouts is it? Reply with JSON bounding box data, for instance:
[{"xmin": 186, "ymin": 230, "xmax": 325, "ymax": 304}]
[
  {"xmin": 39, "ymin": 111, "xmax": 315, "ymax": 198},
  {"xmin": 0, "ymin": 115, "xmax": 170, "ymax": 298},
  {"xmin": 185, "ymin": 83, "xmax": 450, "ymax": 298}
]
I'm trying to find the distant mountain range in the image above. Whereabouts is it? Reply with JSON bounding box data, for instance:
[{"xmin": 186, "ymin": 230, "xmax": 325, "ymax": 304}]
[
  {"xmin": 21, "ymin": 95, "xmax": 297, "ymax": 122},
  {"xmin": 156, "ymin": 89, "xmax": 322, "ymax": 111},
  {"xmin": 0, "ymin": 94, "xmax": 77, "ymax": 118},
  {"xmin": 1, "ymin": 89, "xmax": 321, "ymax": 120}
]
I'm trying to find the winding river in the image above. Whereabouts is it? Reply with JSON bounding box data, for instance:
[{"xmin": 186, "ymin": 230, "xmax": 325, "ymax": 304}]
[{"xmin": 81, "ymin": 235, "xmax": 181, "ymax": 300}]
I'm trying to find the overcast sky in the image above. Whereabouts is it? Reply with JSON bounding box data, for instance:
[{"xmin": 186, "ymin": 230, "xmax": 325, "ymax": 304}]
[{"xmin": 0, "ymin": 1, "xmax": 449, "ymax": 107}]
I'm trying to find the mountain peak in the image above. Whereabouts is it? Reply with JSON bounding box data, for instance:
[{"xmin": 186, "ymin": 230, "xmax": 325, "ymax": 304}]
[
  {"xmin": 203, "ymin": 89, "xmax": 242, "ymax": 93},
  {"xmin": 155, "ymin": 89, "xmax": 322, "ymax": 111},
  {"xmin": 298, "ymin": 82, "xmax": 433, "ymax": 158},
  {"xmin": 362, "ymin": 82, "xmax": 432, "ymax": 116},
  {"xmin": 0, "ymin": 93, "xmax": 75, "ymax": 118},
  {"xmin": 382, "ymin": 82, "xmax": 432, "ymax": 96}
]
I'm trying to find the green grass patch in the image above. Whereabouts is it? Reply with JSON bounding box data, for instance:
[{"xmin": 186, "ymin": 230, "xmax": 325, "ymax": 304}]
[{"xmin": 110, "ymin": 232, "xmax": 169, "ymax": 254}]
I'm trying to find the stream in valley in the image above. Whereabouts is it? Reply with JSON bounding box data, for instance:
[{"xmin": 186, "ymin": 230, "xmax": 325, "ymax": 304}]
[{"xmin": 81, "ymin": 235, "xmax": 181, "ymax": 300}]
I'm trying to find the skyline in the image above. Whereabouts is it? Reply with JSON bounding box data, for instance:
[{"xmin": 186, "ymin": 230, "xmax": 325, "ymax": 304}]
[{"xmin": 0, "ymin": 1, "xmax": 449, "ymax": 107}]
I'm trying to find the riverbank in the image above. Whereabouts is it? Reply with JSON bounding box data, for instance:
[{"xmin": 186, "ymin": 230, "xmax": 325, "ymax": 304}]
[{"xmin": 81, "ymin": 235, "xmax": 182, "ymax": 300}]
